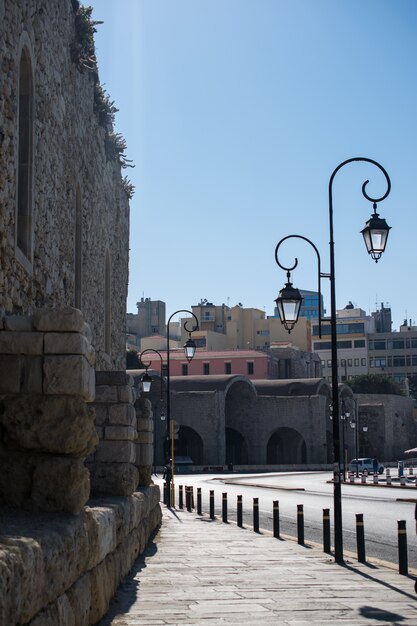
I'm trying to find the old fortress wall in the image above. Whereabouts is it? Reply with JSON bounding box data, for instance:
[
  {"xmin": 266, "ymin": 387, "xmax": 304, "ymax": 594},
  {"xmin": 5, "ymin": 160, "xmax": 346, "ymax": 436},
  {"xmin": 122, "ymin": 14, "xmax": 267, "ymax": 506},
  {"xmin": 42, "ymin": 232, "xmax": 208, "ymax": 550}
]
[{"xmin": 0, "ymin": 2, "xmax": 161, "ymax": 624}]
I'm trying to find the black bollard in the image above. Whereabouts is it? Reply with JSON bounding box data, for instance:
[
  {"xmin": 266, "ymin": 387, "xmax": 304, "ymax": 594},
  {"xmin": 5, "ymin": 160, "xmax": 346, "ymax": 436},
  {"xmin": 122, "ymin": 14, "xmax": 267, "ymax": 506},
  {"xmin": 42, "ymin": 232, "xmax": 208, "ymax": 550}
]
[
  {"xmin": 163, "ymin": 482, "xmax": 167, "ymax": 505},
  {"xmin": 197, "ymin": 487, "xmax": 202, "ymax": 515},
  {"xmin": 237, "ymin": 495, "xmax": 243, "ymax": 528},
  {"xmin": 273, "ymin": 500, "xmax": 280, "ymax": 539},
  {"xmin": 356, "ymin": 513, "xmax": 366, "ymax": 563},
  {"xmin": 222, "ymin": 492, "xmax": 228, "ymax": 523},
  {"xmin": 297, "ymin": 504, "xmax": 304, "ymax": 545},
  {"xmin": 210, "ymin": 490, "xmax": 215, "ymax": 519},
  {"xmin": 186, "ymin": 486, "xmax": 192, "ymax": 512},
  {"xmin": 323, "ymin": 508, "xmax": 331, "ymax": 554},
  {"xmin": 178, "ymin": 485, "xmax": 184, "ymax": 509},
  {"xmin": 398, "ymin": 520, "xmax": 408, "ymax": 576},
  {"xmin": 253, "ymin": 497, "xmax": 259, "ymax": 533}
]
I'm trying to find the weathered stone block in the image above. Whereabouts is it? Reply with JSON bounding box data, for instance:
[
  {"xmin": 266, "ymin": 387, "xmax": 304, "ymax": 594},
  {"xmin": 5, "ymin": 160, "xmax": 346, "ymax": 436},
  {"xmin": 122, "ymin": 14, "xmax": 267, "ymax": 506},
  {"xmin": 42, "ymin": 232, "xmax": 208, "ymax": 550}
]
[
  {"xmin": 137, "ymin": 417, "xmax": 154, "ymax": 432},
  {"xmin": 95, "ymin": 385, "xmax": 118, "ymax": 403},
  {"xmin": 67, "ymin": 573, "xmax": 92, "ymax": 626},
  {"xmin": 93, "ymin": 404, "xmax": 108, "ymax": 426},
  {"xmin": 4, "ymin": 314, "xmax": 33, "ymax": 331},
  {"xmin": 95, "ymin": 440, "xmax": 136, "ymax": 463},
  {"xmin": 31, "ymin": 457, "xmax": 90, "ymax": 514},
  {"xmin": 0, "ymin": 395, "xmax": 98, "ymax": 456},
  {"xmin": 0, "ymin": 331, "xmax": 44, "ymax": 354},
  {"xmin": 95, "ymin": 371, "xmax": 132, "ymax": 386},
  {"xmin": 21, "ymin": 356, "xmax": 43, "ymax": 393},
  {"xmin": 33, "ymin": 307, "xmax": 85, "ymax": 332},
  {"xmin": 0, "ymin": 354, "xmax": 21, "ymax": 393},
  {"xmin": 136, "ymin": 443, "xmax": 153, "ymax": 466},
  {"xmin": 118, "ymin": 385, "xmax": 134, "ymax": 403},
  {"xmin": 135, "ymin": 396, "xmax": 153, "ymax": 419},
  {"xmin": 87, "ymin": 462, "xmax": 139, "ymax": 497},
  {"xmin": 44, "ymin": 332, "xmax": 89, "ymax": 355},
  {"xmin": 135, "ymin": 431, "xmax": 153, "ymax": 444},
  {"xmin": 43, "ymin": 355, "xmax": 95, "ymax": 401},
  {"xmin": 105, "ymin": 426, "xmax": 136, "ymax": 441},
  {"xmin": 108, "ymin": 403, "xmax": 136, "ymax": 426}
]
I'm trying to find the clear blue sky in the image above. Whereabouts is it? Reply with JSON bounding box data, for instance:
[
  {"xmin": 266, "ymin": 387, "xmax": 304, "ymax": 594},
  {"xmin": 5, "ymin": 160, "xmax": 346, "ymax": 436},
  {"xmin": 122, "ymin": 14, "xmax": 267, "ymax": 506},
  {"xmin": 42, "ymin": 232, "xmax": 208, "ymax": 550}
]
[{"xmin": 90, "ymin": 0, "xmax": 417, "ymax": 331}]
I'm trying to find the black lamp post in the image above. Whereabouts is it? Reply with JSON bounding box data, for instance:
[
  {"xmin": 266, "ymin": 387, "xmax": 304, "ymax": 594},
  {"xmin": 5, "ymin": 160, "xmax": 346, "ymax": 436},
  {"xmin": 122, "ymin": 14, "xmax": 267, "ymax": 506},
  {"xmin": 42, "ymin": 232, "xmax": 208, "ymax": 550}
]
[
  {"xmin": 139, "ymin": 349, "xmax": 165, "ymax": 474},
  {"xmin": 165, "ymin": 310, "xmax": 198, "ymax": 507},
  {"xmin": 274, "ymin": 157, "xmax": 391, "ymax": 564}
]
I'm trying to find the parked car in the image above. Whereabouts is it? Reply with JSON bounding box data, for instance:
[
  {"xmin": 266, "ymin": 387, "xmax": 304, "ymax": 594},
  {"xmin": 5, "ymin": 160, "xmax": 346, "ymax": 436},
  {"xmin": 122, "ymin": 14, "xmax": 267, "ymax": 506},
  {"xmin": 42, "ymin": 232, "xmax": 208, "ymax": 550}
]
[{"xmin": 348, "ymin": 458, "xmax": 384, "ymax": 474}]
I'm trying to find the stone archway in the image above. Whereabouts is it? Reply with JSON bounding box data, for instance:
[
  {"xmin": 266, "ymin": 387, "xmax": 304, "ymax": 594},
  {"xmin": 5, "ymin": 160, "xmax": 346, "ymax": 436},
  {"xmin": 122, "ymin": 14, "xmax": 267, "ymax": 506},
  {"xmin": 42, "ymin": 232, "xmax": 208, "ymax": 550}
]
[
  {"xmin": 267, "ymin": 427, "xmax": 307, "ymax": 464},
  {"xmin": 175, "ymin": 425, "xmax": 204, "ymax": 464},
  {"xmin": 225, "ymin": 427, "xmax": 248, "ymax": 465}
]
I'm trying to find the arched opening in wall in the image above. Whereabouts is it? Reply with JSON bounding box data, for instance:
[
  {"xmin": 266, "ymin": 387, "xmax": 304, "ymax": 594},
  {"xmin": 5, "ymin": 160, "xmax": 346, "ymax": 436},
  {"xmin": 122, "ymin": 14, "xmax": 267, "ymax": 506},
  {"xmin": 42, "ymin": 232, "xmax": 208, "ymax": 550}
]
[
  {"xmin": 74, "ymin": 185, "xmax": 82, "ymax": 309},
  {"xmin": 104, "ymin": 250, "xmax": 111, "ymax": 355},
  {"xmin": 171, "ymin": 426, "xmax": 203, "ymax": 465},
  {"xmin": 225, "ymin": 427, "xmax": 248, "ymax": 465},
  {"xmin": 16, "ymin": 45, "xmax": 34, "ymax": 265},
  {"xmin": 267, "ymin": 427, "xmax": 307, "ymax": 465}
]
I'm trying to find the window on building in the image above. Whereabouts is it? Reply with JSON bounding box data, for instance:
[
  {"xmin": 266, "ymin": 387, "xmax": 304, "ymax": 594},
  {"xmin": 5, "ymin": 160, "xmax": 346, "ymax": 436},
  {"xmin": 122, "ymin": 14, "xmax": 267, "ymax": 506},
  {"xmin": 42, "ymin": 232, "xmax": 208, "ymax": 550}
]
[
  {"xmin": 17, "ymin": 45, "xmax": 34, "ymax": 265},
  {"xmin": 388, "ymin": 339, "xmax": 406, "ymax": 350},
  {"xmin": 74, "ymin": 186, "xmax": 82, "ymax": 309},
  {"xmin": 321, "ymin": 360, "xmax": 326, "ymax": 368},
  {"xmin": 225, "ymin": 362, "xmax": 231, "ymax": 374},
  {"xmin": 354, "ymin": 358, "xmax": 359, "ymax": 366},
  {"xmin": 348, "ymin": 359, "xmax": 352, "ymax": 366},
  {"xmin": 354, "ymin": 340, "xmax": 366, "ymax": 348},
  {"xmin": 181, "ymin": 363, "xmax": 188, "ymax": 376},
  {"xmin": 327, "ymin": 359, "xmax": 332, "ymax": 368},
  {"xmin": 361, "ymin": 358, "xmax": 366, "ymax": 366},
  {"xmin": 375, "ymin": 358, "xmax": 386, "ymax": 368},
  {"xmin": 393, "ymin": 356, "xmax": 406, "ymax": 367},
  {"xmin": 203, "ymin": 362, "xmax": 210, "ymax": 375},
  {"xmin": 247, "ymin": 361, "xmax": 254, "ymax": 375},
  {"xmin": 406, "ymin": 338, "xmax": 417, "ymax": 349}
]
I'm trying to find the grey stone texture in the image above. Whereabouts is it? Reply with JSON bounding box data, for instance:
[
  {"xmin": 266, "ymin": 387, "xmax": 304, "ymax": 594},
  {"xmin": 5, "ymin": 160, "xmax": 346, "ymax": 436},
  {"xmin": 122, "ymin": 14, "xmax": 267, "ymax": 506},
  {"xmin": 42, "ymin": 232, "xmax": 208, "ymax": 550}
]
[
  {"xmin": 0, "ymin": 486, "xmax": 161, "ymax": 626},
  {"xmin": 0, "ymin": 0, "xmax": 129, "ymax": 371}
]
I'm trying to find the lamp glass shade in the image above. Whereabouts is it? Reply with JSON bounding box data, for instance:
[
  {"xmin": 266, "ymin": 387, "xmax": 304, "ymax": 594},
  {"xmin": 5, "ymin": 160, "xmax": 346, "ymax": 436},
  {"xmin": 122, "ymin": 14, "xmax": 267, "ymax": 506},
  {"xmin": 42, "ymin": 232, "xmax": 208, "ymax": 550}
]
[
  {"xmin": 184, "ymin": 337, "xmax": 196, "ymax": 362},
  {"xmin": 361, "ymin": 212, "xmax": 391, "ymax": 262},
  {"xmin": 275, "ymin": 282, "xmax": 303, "ymax": 333},
  {"xmin": 141, "ymin": 372, "xmax": 152, "ymax": 393},
  {"xmin": 362, "ymin": 424, "xmax": 368, "ymax": 432}
]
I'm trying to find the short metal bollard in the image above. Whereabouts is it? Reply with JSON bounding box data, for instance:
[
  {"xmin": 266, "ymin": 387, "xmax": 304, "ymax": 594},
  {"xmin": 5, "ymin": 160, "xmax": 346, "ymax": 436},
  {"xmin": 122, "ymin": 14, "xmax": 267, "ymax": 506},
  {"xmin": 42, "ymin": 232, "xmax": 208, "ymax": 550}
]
[
  {"xmin": 398, "ymin": 520, "xmax": 408, "ymax": 575},
  {"xmin": 210, "ymin": 490, "xmax": 215, "ymax": 519},
  {"xmin": 373, "ymin": 474, "xmax": 378, "ymax": 485},
  {"xmin": 297, "ymin": 504, "xmax": 304, "ymax": 545},
  {"xmin": 222, "ymin": 492, "xmax": 228, "ymax": 523},
  {"xmin": 323, "ymin": 508, "xmax": 331, "ymax": 554},
  {"xmin": 401, "ymin": 476, "xmax": 406, "ymax": 487},
  {"xmin": 361, "ymin": 473, "xmax": 367, "ymax": 484},
  {"xmin": 163, "ymin": 482, "xmax": 167, "ymax": 504},
  {"xmin": 178, "ymin": 485, "xmax": 184, "ymax": 509},
  {"xmin": 237, "ymin": 495, "xmax": 243, "ymax": 528},
  {"xmin": 356, "ymin": 513, "xmax": 366, "ymax": 563},
  {"xmin": 197, "ymin": 487, "xmax": 202, "ymax": 515},
  {"xmin": 349, "ymin": 472, "xmax": 354, "ymax": 483},
  {"xmin": 253, "ymin": 498, "xmax": 259, "ymax": 533},
  {"xmin": 387, "ymin": 473, "xmax": 392, "ymax": 486},
  {"xmin": 273, "ymin": 500, "xmax": 280, "ymax": 539},
  {"xmin": 410, "ymin": 467, "xmax": 414, "ymax": 476},
  {"xmin": 186, "ymin": 486, "xmax": 192, "ymax": 512}
]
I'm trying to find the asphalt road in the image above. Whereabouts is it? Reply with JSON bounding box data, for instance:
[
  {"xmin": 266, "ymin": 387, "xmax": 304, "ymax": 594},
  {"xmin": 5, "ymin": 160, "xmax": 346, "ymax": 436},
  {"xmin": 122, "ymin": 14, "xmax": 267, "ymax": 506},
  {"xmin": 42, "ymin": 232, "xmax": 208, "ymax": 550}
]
[{"xmin": 154, "ymin": 471, "xmax": 417, "ymax": 569}]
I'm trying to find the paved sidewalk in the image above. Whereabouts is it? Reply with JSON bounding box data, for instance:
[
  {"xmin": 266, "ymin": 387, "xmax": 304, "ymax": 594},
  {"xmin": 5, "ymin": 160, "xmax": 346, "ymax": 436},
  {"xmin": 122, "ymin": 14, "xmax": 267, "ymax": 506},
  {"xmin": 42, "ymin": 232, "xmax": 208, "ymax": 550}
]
[{"xmin": 98, "ymin": 505, "xmax": 417, "ymax": 625}]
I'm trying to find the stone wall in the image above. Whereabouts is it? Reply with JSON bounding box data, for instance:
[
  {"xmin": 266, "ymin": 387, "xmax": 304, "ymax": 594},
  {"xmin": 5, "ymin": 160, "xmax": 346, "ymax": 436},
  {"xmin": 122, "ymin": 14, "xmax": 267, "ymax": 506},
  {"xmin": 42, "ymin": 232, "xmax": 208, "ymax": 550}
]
[
  {"xmin": 0, "ymin": 0, "xmax": 129, "ymax": 370},
  {"xmin": 0, "ymin": 487, "xmax": 161, "ymax": 626}
]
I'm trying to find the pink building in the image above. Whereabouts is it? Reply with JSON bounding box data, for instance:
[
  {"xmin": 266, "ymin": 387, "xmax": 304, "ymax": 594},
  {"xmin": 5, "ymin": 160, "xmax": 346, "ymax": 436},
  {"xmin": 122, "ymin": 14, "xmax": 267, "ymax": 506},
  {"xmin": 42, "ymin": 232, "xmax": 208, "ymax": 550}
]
[{"xmin": 141, "ymin": 349, "xmax": 276, "ymax": 379}]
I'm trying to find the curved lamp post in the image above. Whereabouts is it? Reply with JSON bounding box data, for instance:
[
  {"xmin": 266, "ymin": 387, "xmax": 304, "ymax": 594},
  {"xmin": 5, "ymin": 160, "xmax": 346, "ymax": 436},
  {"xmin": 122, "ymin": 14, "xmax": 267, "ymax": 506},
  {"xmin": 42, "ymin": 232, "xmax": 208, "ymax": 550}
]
[
  {"xmin": 165, "ymin": 310, "xmax": 199, "ymax": 507},
  {"xmin": 274, "ymin": 157, "xmax": 391, "ymax": 564},
  {"xmin": 139, "ymin": 349, "xmax": 165, "ymax": 475}
]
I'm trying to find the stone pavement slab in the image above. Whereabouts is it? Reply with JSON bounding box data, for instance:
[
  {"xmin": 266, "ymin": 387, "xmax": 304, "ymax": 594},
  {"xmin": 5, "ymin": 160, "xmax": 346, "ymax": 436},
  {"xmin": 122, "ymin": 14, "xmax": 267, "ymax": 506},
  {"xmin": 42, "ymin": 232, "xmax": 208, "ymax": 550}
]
[{"xmin": 98, "ymin": 505, "xmax": 417, "ymax": 625}]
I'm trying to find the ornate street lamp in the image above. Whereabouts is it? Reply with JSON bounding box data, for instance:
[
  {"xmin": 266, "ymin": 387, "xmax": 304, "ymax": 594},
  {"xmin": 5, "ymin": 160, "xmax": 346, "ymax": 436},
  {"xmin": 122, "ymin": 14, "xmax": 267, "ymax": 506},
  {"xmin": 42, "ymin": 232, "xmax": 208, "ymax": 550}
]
[
  {"xmin": 165, "ymin": 310, "xmax": 199, "ymax": 507},
  {"xmin": 275, "ymin": 271, "xmax": 303, "ymax": 333},
  {"xmin": 274, "ymin": 157, "xmax": 391, "ymax": 564},
  {"xmin": 141, "ymin": 369, "xmax": 152, "ymax": 393}
]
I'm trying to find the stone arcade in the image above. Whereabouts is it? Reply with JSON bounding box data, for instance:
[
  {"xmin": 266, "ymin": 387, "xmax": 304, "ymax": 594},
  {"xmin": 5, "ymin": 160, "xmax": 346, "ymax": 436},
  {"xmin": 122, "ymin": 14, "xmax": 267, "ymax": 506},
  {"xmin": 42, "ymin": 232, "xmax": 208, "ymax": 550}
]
[{"xmin": 0, "ymin": 2, "xmax": 160, "ymax": 624}]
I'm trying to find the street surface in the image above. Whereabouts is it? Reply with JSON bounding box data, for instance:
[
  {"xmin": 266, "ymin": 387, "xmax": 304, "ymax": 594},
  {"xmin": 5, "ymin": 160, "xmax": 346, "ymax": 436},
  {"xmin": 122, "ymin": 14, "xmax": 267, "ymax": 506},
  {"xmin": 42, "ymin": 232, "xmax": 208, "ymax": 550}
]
[{"xmin": 154, "ymin": 471, "xmax": 417, "ymax": 569}]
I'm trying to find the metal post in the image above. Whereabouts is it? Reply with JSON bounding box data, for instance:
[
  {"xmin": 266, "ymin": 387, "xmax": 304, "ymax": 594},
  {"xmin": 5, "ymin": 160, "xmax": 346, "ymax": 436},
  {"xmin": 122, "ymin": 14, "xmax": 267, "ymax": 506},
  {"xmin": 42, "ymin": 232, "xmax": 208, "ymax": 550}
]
[
  {"xmin": 222, "ymin": 493, "xmax": 228, "ymax": 523},
  {"xmin": 186, "ymin": 486, "xmax": 192, "ymax": 512},
  {"xmin": 273, "ymin": 500, "xmax": 280, "ymax": 539},
  {"xmin": 197, "ymin": 487, "xmax": 202, "ymax": 515},
  {"xmin": 323, "ymin": 508, "xmax": 331, "ymax": 553},
  {"xmin": 297, "ymin": 504, "xmax": 304, "ymax": 545},
  {"xmin": 237, "ymin": 495, "xmax": 243, "ymax": 527},
  {"xmin": 398, "ymin": 520, "xmax": 408, "ymax": 575},
  {"xmin": 209, "ymin": 490, "xmax": 215, "ymax": 519},
  {"xmin": 253, "ymin": 498, "xmax": 259, "ymax": 533},
  {"xmin": 356, "ymin": 513, "xmax": 366, "ymax": 563},
  {"xmin": 178, "ymin": 485, "xmax": 183, "ymax": 509}
]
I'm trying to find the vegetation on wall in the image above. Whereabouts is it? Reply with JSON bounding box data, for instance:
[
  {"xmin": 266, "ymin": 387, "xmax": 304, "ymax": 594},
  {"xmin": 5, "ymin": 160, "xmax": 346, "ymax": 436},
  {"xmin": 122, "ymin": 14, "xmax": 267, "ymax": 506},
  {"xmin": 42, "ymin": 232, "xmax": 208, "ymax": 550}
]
[
  {"xmin": 347, "ymin": 374, "xmax": 403, "ymax": 395},
  {"xmin": 71, "ymin": 4, "xmax": 135, "ymax": 198}
]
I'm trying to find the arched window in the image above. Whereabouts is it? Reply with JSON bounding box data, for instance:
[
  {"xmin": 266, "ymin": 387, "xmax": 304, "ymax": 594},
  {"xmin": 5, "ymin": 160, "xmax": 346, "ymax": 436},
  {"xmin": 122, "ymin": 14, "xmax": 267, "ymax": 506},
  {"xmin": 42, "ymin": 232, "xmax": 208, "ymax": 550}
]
[
  {"xmin": 16, "ymin": 45, "xmax": 34, "ymax": 264},
  {"xmin": 104, "ymin": 250, "xmax": 111, "ymax": 355},
  {"xmin": 74, "ymin": 186, "xmax": 82, "ymax": 309}
]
